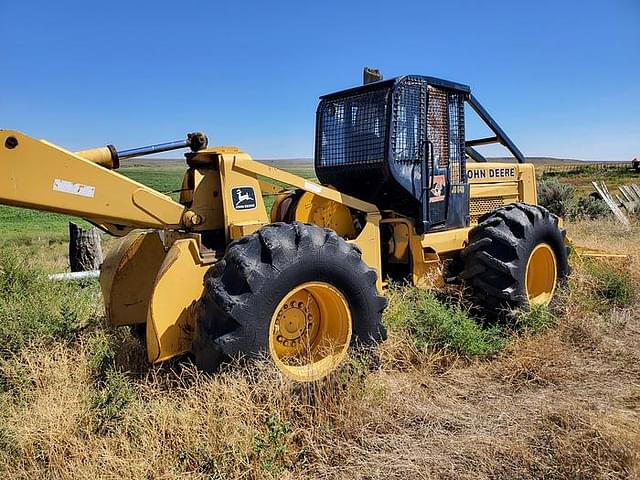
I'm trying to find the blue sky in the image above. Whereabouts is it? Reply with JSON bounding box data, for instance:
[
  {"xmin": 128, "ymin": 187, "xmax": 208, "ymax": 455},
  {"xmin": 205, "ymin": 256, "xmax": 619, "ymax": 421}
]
[{"xmin": 1, "ymin": 0, "xmax": 638, "ymax": 161}]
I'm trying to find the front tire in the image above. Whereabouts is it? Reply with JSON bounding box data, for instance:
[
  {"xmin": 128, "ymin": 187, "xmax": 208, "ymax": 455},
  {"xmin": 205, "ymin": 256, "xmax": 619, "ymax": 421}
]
[
  {"xmin": 461, "ymin": 203, "xmax": 569, "ymax": 313},
  {"xmin": 192, "ymin": 222, "xmax": 387, "ymax": 382}
]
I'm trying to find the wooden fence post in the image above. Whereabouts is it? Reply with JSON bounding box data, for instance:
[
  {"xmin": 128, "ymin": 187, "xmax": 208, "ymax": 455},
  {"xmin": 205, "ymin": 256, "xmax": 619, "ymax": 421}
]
[{"xmin": 69, "ymin": 222, "xmax": 103, "ymax": 272}]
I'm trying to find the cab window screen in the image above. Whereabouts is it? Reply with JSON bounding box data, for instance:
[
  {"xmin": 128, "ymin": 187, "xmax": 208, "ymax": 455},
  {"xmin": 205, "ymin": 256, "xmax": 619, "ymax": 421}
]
[{"xmin": 317, "ymin": 89, "xmax": 388, "ymax": 169}]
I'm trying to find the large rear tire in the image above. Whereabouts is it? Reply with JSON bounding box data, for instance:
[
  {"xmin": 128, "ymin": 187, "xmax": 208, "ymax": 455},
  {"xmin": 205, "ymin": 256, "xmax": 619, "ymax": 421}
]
[
  {"xmin": 192, "ymin": 222, "xmax": 387, "ymax": 382},
  {"xmin": 461, "ymin": 203, "xmax": 569, "ymax": 313}
]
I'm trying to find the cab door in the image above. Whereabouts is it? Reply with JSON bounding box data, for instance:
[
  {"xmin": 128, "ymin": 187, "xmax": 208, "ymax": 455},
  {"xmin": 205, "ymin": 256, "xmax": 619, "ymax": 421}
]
[
  {"xmin": 425, "ymin": 86, "xmax": 449, "ymax": 226},
  {"xmin": 425, "ymin": 86, "xmax": 468, "ymax": 230}
]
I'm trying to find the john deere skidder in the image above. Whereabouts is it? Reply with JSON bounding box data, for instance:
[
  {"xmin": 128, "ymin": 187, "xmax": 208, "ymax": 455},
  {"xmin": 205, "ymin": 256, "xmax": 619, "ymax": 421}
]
[{"xmin": 0, "ymin": 73, "xmax": 570, "ymax": 381}]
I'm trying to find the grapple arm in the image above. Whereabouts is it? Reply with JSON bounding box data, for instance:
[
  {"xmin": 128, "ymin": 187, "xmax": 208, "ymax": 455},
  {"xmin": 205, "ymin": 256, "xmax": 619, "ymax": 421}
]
[{"xmin": 0, "ymin": 130, "xmax": 189, "ymax": 234}]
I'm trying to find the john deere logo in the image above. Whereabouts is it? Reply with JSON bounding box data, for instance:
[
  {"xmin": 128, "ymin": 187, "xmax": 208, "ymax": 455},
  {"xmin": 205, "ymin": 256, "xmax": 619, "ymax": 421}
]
[{"xmin": 231, "ymin": 187, "xmax": 256, "ymax": 210}]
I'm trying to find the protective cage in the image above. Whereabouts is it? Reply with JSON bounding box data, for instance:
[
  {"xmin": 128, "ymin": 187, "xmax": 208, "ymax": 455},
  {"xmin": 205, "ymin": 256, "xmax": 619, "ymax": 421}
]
[{"xmin": 315, "ymin": 75, "xmax": 470, "ymax": 225}]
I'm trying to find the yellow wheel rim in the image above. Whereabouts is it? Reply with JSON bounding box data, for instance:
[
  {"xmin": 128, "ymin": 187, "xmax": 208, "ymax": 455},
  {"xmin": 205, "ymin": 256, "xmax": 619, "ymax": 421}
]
[
  {"xmin": 269, "ymin": 282, "xmax": 352, "ymax": 382},
  {"xmin": 525, "ymin": 243, "xmax": 558, "ymax": 306}
]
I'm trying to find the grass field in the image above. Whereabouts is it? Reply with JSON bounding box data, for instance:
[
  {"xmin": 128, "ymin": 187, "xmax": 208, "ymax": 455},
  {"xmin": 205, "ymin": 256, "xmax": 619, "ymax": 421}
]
[
  {"xmin": 542, "ymin": 167, "xmax": 639, "ymax": 197},
  {"xmin": 0, "ymin": 161, "xmax": 639, "ymax": 478},
  {"xmin": 0, "ymin": 166, "xmax": 186, "ymax": 241}
]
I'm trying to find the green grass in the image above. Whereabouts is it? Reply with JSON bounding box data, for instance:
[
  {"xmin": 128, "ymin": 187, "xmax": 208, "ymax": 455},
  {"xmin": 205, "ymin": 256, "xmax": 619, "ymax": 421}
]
[
  {"xmin": 0, "ymin": 207, "xmax": 88, "ymax": 240},
  {"xmin": 582, "ymin": 260, "xmax": 636, "ymax": 310},
  {"xmin": 543, "ymin": 168, "xmax": 639, "ymax": 197},
  {"xmin": 118, "ymin": 166, "xmax": 185, "ymax": 198},
  {"xmin": 0, "ymin": 250, "xmax": 101, "ymax": 357},
  {"xmin": 0, "ymin": 166, "xmax": 185, "ymax": 240},
  {"xmin": 89, "ymin": 368, "xmax": 135, "ymax": 434},
  {"xmin": 515, "ymin": 304, "xmax": 556, "ymax": 335},
  {"xmin": 384, "ymin": 285, "xmax": 505, "ymax": 358},
  {"xmin": 86, "ymin": 330, "xmax": 118, "ymax": 375}
]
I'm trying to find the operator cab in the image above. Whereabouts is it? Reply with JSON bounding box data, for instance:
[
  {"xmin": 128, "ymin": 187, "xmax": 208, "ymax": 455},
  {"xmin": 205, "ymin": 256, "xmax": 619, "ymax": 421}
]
[{"xmin": 314, "ymin": 73, "xmax": 525, "ymax": 233}]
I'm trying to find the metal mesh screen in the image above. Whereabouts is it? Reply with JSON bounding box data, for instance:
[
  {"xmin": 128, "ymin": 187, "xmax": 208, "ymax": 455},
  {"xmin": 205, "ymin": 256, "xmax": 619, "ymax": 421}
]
[
  {"xmin": 427, "ymin": 86, "xmax": 449, "ymax": 168},
  {"xmin": 391, "ymin": 79, "xmax": 425, "ymax": 164},
  {"xmin": 448, "ymin": 92, "xmax": 465, "ymax": 184},
  {"xmin": 317, "ymin": 89, "xmax": 388, "ymax": 169},
  {"xmin": 469, "ymin": 197, "xmax": 505, "ymax": 224}
]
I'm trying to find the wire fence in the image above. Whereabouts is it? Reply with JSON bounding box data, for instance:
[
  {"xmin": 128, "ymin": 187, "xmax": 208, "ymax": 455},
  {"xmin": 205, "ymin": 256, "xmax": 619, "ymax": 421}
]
[{"xmin": 538, "ymin": 162, "xmax": 632, "ymax": 175}]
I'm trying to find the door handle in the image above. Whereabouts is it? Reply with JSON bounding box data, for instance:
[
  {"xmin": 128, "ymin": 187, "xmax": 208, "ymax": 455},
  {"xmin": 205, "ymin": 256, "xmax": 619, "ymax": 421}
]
[{"xmin": 428, "ymin": 140, "xmax": 435, "ymax": 189}]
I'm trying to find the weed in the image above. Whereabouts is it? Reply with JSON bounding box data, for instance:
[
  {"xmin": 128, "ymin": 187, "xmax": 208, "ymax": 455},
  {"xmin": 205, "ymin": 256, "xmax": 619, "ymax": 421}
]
[
  {"xmin": 538, "ymin": 176, "xmax": 576, "ymax": 217},
  {"xmin": 537, "ymin": 176, "xmax": 610, "ymax": 221},
  {"xmin": 89, "ymin": 368, "xmax": 135, "ymax": 433},
  {"xmin": 176, "ymin": 447, "xmax": 222, "ymax": 477},
  {"xmin": 384, "ymin": 285, "xmax": 504, "ymax": 358},
  {"xmin": 254, "ymin": 413, "xmax": 293, "ymax": 476},
  {"xmin": 569, "ymin": 196, "xmax": 610, "ymax": 220},
  {"xmin": 0, "ymin": 423, "xmax": 17, "ymax": 458},
  {"xmin": 584, "ymin": 260, "xmax": 635, "ymax": 309},
  {"xmin": 515, "ymin": 304, "xmax": 555, "ymax": 335},
  {"xmin": 86, "ymin": 331, "xmax": 117, "ymax": 376},
  {"xmin": 0, "ymin": 359, "xmax": 33, "ymax": 406},
  {"xmin": 334, "ymin": 352, "xmax": 375, "ymax": 397},
  {"xmin": 0, "ymin": 251, "xmax": 100, "ymax": 356}
]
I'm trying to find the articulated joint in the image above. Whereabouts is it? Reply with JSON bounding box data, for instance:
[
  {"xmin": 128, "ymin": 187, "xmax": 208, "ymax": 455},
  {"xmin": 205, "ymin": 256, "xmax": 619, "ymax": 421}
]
[{"xmin": 182, "ymin": 210, "xmax": 203, "ymax": 227}]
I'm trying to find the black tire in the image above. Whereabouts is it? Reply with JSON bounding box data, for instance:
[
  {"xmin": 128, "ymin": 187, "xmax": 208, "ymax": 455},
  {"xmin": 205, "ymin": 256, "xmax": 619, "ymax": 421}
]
[
  {"xmin": 192, "ymin": 222, "xmax": 387, "ymax": 378},
  {"xmin": 460, "ymin": 203, "xmax": 569, "ymax": 313}
]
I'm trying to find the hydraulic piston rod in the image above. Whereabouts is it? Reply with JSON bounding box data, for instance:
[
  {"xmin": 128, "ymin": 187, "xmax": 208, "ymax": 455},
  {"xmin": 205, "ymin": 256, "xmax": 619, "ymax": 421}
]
[
  {"xmin": 117, "ymin": 132, "xmax": 208, "ymax": 159},
  {"xmin": 76, "ymin": 132, "xmax": 208, "ymax": 169}
]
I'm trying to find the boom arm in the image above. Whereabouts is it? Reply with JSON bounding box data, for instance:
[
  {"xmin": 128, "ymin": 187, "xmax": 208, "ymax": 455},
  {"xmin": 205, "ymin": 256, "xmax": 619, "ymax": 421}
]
[{"xmin": 0, "ymin": 130, "xmax": 192, "ymax": 235}]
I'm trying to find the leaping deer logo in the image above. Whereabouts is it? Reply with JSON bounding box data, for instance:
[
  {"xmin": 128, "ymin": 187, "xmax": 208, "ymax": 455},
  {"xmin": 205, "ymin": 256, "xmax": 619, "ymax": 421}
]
[
  {"xmin": 233, "ymin": 187, "xmax": 256, "ymax": 209},
  {"xmin": 236, "ymin": 190, "xmax": 254, "ymax": 205}
]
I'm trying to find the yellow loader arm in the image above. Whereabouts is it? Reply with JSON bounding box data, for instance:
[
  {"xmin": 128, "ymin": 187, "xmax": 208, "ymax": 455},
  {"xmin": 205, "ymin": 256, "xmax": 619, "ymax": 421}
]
[{"xmin": 0, "ymin": 130, "xmax": 190, "ymax": 235}]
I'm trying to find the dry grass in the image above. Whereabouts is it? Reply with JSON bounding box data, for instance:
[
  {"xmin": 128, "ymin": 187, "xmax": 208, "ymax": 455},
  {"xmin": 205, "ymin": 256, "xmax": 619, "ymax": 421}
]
[{"xmin": 1, "ymin": 219, "xmax": 640, "ymax": 479}]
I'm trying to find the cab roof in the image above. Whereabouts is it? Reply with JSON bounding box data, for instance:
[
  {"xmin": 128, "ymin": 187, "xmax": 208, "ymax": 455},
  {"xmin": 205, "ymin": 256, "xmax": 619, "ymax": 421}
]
[{"xmin": 319, "ymin": 75, "xmax": 471, "ymax": 100}]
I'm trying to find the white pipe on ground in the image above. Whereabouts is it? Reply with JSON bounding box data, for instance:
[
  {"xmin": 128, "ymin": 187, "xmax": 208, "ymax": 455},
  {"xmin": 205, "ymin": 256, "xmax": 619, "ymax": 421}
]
[{"xmin": 48, "ymin": 270, "xmax": 100, "ymax": 281}]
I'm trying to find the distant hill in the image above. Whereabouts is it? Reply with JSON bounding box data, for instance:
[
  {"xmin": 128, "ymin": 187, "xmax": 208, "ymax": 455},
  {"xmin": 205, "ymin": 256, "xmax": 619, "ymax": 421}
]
[
  {"xmin": 260, "ymin": 157, "xmax": 629, "ymax": 166},
  {"xmin": 260, "ymin": 158, "xmax": 312, "ymax": 164},
  {"xmin": 261, "ymin": 157, "xmax": 628, "ymax": 166},
  {"xmin": 486, "ymin": 156, "xmax": 626, "ymax": 165},
  {"xmin": 122, "ymin": 156, "xmax": 628, "ymax": 168}
]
